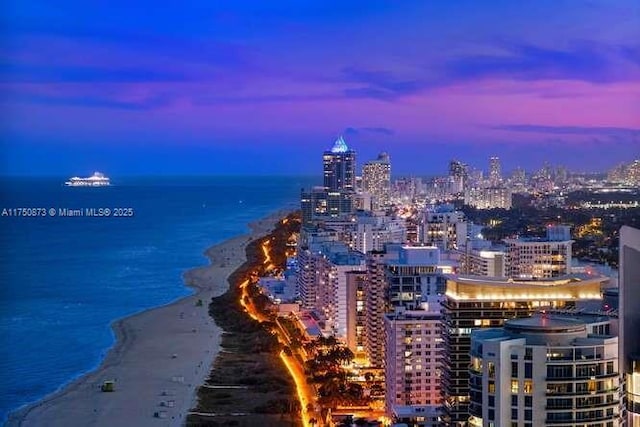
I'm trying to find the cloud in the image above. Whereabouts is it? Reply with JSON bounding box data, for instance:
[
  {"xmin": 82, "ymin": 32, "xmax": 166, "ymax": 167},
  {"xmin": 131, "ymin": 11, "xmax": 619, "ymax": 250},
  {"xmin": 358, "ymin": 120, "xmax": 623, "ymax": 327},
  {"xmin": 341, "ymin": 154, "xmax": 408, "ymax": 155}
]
[
  {"xmin": 491, "ymin": 124, "xmax": 640, "ymax": 143},
  {"xmin": 445, "ymin": 41, "xmax": 638, "ymax": 84},
  {"xmin": 340, "ymin": 66, "xmax": 430, "ymax": 101},
  {"xmin": 344, "ymin": 126, "xmax": 395, "ymax": 136},
  {"xmin": 492, "ymin": 124, "xmax": 639, "ymax": 135},
  {"xmin": 336, "ymin": 40, "xmax": 640, "ymax": 102}
]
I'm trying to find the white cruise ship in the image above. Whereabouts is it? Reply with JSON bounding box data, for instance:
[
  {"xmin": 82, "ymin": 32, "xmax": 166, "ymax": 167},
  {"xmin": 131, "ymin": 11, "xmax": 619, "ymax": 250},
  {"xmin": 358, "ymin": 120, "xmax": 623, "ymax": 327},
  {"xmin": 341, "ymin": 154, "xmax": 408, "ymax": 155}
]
[{"xmin": 65, "ymin": 172, "xmax": 111, "ymax": 187}]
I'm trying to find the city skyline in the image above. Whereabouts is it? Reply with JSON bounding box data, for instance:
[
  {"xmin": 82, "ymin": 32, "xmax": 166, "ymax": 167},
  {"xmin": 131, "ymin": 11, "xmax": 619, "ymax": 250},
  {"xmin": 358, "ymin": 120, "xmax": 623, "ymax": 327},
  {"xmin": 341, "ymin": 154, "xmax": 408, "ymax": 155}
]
[{"xmin": 2, "ymin": 1, "xmax": 639, "ymax": 175}]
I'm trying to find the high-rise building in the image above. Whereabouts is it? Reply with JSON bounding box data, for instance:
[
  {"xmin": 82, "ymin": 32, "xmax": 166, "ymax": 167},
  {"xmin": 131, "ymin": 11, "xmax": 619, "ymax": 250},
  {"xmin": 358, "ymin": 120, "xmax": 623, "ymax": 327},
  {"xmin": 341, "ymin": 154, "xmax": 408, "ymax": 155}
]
[
  {"xmin": 464, "ymin": 248, "xmax": 506, "ymax": 277},
  {"xmin": 323, "ymin": 136, "xmax": 356, "ymax": 192},
  {"xmin": 385, "ymin": 305, "xmax": 444, "ymax": 427},
  {"xmin": 296, "ymin": 226, "xmax": 341, "ymax": 309},
  {"xmin": 442, "ymin": 274, "xmax": 606, "ymax": 425},
  {"xmin": 345, "ymin": 270, "xmax": 368, "ymax": 361},
  {"xmin": 449, "ymin": 160, "xmax": 468, "ymax": 195},
  {"xmin": 353, "ymin": 214, "xmax": 406, "ymax": 254},
  {"xmin": 387, "ymin": 246, "xmax": 443, "ymax": 310},
  {"xmin": 422, "ymin": 207, "xmax": 468, "ymax": 251},
  {"xmin": 489, "ymin": 156, "xmax": 502, "ymax": 186},
  {"xmin": 505, "ymin": 225, "xmax": 573, "ymax": 279},
  {"xmin": 620, "ymin": 226, "xmax": 640, "ymax": 425},
  {"xmin": 363, "ymin": 152, "xmax": 391, "ymax": 210},
  {"xmin": 466, "ymin": 187, "xmax": 512, "ymax": 210},
  {"xmin": 315, "ymin": 242, "xmax": 366, "ymax": 338},
  {"xmin": 300, "ymin": 186, "xmax": 354, "ymax": 223},
  {"xmin": 365, "ymin": 248, "xmax": 396, "ymax": 368},
  {"xmin": 469, "ymin": 314, "xmax": 622, "ymax": 427}
]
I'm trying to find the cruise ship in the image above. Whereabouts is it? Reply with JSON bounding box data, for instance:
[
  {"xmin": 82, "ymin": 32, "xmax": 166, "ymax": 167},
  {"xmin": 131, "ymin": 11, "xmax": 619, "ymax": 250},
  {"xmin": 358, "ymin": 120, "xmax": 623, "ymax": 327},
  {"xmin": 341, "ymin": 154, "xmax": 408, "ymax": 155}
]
[{"xmin": 65, "ymin": 172, "xmax": 111, "ymax": 187}]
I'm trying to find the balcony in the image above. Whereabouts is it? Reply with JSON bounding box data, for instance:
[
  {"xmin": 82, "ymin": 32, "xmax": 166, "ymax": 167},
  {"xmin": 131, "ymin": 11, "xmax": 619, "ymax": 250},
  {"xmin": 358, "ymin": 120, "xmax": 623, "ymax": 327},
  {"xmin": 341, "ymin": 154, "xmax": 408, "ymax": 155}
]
[{"xmin": 546, "ymin": 387, "xmax": 620, "ymax": 397}]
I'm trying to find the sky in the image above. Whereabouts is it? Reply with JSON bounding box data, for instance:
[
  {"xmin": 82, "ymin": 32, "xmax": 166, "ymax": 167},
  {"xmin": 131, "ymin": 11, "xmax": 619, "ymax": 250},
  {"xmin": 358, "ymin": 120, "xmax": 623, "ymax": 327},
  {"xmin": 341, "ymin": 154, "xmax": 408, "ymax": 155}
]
[{"xmin": 1, "ymin": 0, "xmax": 639, "ymax": 176}]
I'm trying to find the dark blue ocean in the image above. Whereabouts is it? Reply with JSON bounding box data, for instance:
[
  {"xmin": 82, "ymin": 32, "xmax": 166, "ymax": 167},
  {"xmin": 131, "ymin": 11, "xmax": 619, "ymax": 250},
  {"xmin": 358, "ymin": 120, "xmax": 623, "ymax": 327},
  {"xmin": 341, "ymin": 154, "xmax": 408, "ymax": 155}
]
[{"xmin": 0, "ymin": 176, "xmax": 315, "ymax": 423}]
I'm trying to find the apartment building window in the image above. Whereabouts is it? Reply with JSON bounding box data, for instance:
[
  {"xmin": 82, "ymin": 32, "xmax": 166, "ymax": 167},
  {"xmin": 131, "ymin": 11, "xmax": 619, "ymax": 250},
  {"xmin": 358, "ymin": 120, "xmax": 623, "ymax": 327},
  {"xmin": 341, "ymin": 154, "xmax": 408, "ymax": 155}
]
[{"xmin": 488, "ymin": 362, "xmax": 496, "ymax": 378}]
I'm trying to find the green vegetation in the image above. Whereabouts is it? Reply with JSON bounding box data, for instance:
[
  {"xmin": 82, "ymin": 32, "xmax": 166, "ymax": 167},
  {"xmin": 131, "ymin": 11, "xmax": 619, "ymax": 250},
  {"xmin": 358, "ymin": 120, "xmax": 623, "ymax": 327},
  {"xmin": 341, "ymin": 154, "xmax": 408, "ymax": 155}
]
[
  {"xmin": 186, "ymin": 212, "xmax": 303, "ymax": 427},
  {"xmin": 304, "ymin": 336, "xmax": 367, "ymax": 408},
  {"xmin": 461, "ymin": 204, "xmax": 640, "ymax": 267}
]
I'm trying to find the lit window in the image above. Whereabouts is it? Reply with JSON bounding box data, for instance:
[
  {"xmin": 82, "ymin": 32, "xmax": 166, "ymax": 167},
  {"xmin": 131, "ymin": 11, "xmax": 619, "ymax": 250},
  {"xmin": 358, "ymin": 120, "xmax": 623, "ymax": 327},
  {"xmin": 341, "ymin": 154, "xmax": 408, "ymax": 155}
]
[
  {"xmin": 511, "ymin": 380, "xmax": 519, "ymax": 393},
  {"xmin": 523, "ymin": 380, "xmax": 532, "ymax": 394}
]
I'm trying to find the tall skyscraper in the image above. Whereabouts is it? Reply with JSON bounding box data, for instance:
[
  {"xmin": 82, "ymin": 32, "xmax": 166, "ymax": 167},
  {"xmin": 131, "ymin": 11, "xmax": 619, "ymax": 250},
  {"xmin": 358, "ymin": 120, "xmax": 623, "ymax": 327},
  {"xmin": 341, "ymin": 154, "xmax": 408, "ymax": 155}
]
[
  {"xmin": 323, "ymin": 136, "xmax": 356, "ymax": 192},
  {"xmin": 489, "ymin": 156, "xmax": 502, "ymax": 186},
  {"xmin": 362, "ymin": 152, "xmax": 391, "ymax": 209},
  {"xmin": 620, "ymin": 226, "xmax": 640, "ymax": 425},
  {"xmin": 449, "ymin": 160, "xmax": 468, "ymax": 194},
  {"xmin": 365, "ymin": 249, "xmax": 393, "ymax": 368},
  {"xmin": 385, "ymin": 306, "xmax": 443, "ymax": 427}
]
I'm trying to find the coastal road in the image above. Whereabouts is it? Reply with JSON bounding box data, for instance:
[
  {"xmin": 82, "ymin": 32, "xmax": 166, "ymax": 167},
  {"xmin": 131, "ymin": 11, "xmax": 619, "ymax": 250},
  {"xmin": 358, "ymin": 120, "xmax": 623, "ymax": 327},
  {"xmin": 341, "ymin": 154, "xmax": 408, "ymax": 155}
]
[{"xmin": 239, "ymin": 277, "xmax": 319, "ymax": 427}]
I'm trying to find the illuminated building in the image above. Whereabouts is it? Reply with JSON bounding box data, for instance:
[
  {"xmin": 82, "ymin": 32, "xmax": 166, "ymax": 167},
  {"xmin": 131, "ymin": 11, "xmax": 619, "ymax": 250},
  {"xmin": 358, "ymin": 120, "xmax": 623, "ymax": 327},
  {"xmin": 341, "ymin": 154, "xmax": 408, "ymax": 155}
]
[
  {"xmin": 466, "ymin": 186, "xmax": 512, "ymax": 210},
  {"xmin": 442, "ymin": 274, "xmax": 607, "ymax": 425},
  {"xmin": 365, "ymin": 248, "xmax": 396, "ymax": 368},
  {"xmin": 385, "ymin": 305, "xmax": 443, "ymax": 427},
  {"xmin": 354, "ymin": 216, "xmax": 406, "ymax": 254},
  {"xmin": 296, "ymin": 246, "xmax": 322, "ymax": 310},
  {"xmin": 387, "ymin": 246, "xmax": 444, "ymax": 310},
  {"xmin": 313, "ymin": 243, "xmax": 366, "ymax": 338},
  {"xmin": 505, "ymin": 225, "xmax": 573, "ymax": 279},
  {"xmin": 469, "ymin": 314, "xmax": 621, "ymax": 427},
  {"xmin": 363, "ymin": 152, "xmax": 391, "ymax": 210},
  {"xmin": 422, "ymin": 207, "xmax": 468, "ymax": 251},
  {"xmin": 489, "ymin": 156, "xmax": 502, "ymax": 186},
  {"xmin": 465, "ymin": 249, "xmax": 506, "ymax": 277},
  {"xmin": 449, "ymin": 160, "xmax": 468, "ymax": 195},
  {"xmin": 301, "ymin": 136, "xmax": 356, "ymax": 225},
  {"xmin": 296, "ymin": 226, "xmax": 341, "ymax": 309},
  {"xmin": 323, "ymin": 135, "xmax": 356, "ymax": 192},
  {"xmin": 300, "ymin": 186, "xmax": 353, "ymax": 224},
  {"xmin": 346, "ymin": 271, "xmax": 368, "ymax": 360},
  {"xmin": 353, "ymin": 191, "xmax": 372, "ymax": 211},
  {"xmin": 620, "ymin": 226, "xmax": 640, "ymax": 425}
]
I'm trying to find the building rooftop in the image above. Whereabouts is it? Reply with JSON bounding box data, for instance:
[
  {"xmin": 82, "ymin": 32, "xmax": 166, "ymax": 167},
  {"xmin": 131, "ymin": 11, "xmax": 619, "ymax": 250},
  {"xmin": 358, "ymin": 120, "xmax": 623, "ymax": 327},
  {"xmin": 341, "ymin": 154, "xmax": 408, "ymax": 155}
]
[
  {"xmin": 449, "ymin": 273, "xmax": 605, "ymax": 285},
  {"xmin": 329, "ymin": 135, "xmax": 349, "ymax": 153},
  {"xmin": 445, "ymin": 274, "xmax": 606, "ymax": 301},
  {"xmin": 506, "ymin": 315, "xmax": 588, "ymax": 334}
]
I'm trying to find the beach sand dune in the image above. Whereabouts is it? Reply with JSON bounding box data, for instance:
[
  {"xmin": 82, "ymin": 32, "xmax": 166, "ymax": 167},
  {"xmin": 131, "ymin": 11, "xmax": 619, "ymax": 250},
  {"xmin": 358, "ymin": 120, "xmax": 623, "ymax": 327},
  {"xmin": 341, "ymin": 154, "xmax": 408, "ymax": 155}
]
[{"xmin": 6, "ymin": 211, "xmax": 286, "ymax": 427}]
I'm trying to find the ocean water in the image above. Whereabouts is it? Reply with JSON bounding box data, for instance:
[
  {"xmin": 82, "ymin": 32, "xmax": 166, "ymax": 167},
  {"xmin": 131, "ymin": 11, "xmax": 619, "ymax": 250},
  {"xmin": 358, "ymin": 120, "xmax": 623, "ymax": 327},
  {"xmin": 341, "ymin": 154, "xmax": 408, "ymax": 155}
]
[{"xmin": 0, "ymin": 175, "xmax": 315, "ymax": 423}]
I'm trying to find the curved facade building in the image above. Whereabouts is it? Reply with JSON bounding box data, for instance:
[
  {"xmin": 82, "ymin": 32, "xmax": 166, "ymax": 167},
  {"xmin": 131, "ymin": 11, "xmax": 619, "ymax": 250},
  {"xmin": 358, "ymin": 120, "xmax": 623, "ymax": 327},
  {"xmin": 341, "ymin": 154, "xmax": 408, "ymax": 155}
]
[
  {"xmin": 469, "ymin": 314, "xmax": 622, "ymax": 427},
  {"xmin": 442, "ymin": 274, "xmax": 606, "ymax": 425}
]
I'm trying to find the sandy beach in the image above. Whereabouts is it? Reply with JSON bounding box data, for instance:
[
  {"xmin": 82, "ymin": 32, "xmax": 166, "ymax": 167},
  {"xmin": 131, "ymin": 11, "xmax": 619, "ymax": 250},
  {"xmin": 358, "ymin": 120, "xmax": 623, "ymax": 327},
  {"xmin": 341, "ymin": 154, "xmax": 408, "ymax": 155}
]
[{"xmin": 6, "ymin": 210, "xmax": 289, "ymax": 427}]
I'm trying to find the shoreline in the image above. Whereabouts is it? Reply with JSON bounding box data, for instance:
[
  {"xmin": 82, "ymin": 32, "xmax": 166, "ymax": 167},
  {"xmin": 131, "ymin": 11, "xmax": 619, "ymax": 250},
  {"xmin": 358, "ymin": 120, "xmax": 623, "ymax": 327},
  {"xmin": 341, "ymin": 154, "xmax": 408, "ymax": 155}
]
[{"xmin": 6, "ymin": 209, "xmax": 291, "ymax": 427}]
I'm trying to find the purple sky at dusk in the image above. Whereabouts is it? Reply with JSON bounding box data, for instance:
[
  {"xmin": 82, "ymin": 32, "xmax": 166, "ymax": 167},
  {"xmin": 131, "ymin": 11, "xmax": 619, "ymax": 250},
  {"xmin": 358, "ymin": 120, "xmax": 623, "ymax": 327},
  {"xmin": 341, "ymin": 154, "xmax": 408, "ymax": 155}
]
[{"xmin": 1, "ymin": 0, "xmax": 639, "ymax": 176}]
